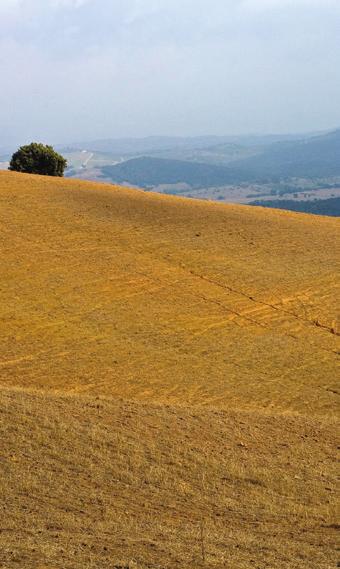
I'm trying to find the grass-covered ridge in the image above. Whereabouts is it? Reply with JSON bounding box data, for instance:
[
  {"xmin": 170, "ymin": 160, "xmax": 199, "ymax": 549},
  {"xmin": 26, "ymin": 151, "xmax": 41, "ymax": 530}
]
[
  {"xmin": 0, "ymin": 171, "xmax": 339, "ymax": 568},
  {"xmin": 0, "ymin": 171, "xmax": 338, "ymax": 414}
]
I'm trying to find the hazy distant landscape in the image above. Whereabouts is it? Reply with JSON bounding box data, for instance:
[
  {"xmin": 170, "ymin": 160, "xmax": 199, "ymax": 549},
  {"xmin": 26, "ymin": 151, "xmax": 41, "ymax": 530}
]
[
  {"xmin": 2, "ymin": 130, "xmax": 339, "ymax": 216},
  {"xmin": 54, "ymin": 129, "xmax": 340, "ymax": 216}
]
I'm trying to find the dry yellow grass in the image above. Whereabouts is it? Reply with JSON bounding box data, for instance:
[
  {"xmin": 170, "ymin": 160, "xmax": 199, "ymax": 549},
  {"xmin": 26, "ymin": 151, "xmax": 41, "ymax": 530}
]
[
  {"xmin": 0, "ymin": 171, "xmax": 339, "ymax": 414},
  {"xmin": 0, "ymin": 171, "xmax": 339, "ymax": 568},
  {"xmin": 0, "ymin": 387, "xmax": 338, "ymax": 569}
]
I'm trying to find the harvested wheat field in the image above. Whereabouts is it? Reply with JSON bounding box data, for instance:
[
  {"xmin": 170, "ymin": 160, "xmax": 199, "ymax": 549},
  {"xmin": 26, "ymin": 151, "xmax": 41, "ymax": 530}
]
[{"xmin": 0, "ymin": 171, "xmax": 339, "ymax": 568}]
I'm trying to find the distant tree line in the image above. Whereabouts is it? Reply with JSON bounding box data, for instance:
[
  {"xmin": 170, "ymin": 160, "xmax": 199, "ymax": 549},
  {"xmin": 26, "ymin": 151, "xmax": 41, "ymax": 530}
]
[{"xmin": 251, "ymin": 197, "xmax": 340, "ymax": 217}]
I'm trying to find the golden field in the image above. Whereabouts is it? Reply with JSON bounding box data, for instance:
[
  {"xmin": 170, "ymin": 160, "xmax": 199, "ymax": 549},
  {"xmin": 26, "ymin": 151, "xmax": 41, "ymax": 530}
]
[
  {"xmin": 1, "ymin": 388, "xmax": 337, "ymax": 569},
  {"xmin": 0, "ymin": 171, "xmax": 338, "ymax": 413},
  {"xmin": 0, "ymin": 171, "xmax": 339, "ymax": 568}
]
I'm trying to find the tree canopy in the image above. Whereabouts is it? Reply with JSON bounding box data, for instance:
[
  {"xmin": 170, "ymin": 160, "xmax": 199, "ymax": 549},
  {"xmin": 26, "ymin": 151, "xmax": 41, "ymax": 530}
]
[{"xmin": 9, "ymin": 143, "xmax": 67, "ymax": 177}]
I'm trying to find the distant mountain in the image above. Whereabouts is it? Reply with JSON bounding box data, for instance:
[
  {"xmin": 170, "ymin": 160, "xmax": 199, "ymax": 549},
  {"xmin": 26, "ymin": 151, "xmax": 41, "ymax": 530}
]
[
  {"xmin": 120, "ymin": 142, "xmax": 258, "ymax": 166},
  {"xmin": 100, "ymin": 130, "xmax": 340, "ymax": 188},
  {"xmin": 62, "ymin": 132, "xmax": 315, "ymax": 157},
  {"xmin": 61, "ymin": 136, "xmax": 235, "ymax": 156},
  {"xmin": 101, "ymin": 156, "xmax": 245, "ymax": 188},
  {"xmin": 232, "ymin": 129, "xmax": 340, "ymax": 180}
]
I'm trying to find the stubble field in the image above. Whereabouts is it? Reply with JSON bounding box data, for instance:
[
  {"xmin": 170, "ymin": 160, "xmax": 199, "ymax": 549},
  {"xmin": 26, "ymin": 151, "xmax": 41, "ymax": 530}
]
[{"xmin": 0, "ymin": 171, "xmax": 339, "ymax": 568}]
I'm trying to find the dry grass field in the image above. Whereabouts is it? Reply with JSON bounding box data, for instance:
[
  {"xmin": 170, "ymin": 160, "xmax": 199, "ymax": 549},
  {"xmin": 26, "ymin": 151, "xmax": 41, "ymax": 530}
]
[
  {"xmin": 1, "ymin": 388, "xmax": 338, "ymax": 569},
  {"xmin": 0, "ymin": 171, "xmax": 339, "ymax": 568}
]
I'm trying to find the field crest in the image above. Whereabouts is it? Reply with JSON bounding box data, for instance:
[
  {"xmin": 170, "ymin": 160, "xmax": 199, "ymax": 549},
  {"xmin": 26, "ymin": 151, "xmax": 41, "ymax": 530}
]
[{"xmin": 0, "ymin": 171, "xmax": 339, "ymax": 414}]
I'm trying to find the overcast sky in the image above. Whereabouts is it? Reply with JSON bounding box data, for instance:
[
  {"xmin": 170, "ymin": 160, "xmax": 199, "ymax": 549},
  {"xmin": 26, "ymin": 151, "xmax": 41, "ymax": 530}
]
[{"xmin": 1, "ymin": 0, "xmax": 339, "ymax": 145}]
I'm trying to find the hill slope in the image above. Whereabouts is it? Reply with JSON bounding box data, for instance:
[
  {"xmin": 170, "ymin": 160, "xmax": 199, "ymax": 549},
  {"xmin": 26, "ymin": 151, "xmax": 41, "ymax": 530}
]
[
  {"xmin": 0, "ymin": 171, "xmax": 339, "ymax": 415},
  {"xmin": 0, "ymin": 171, "xmax": 339, "ymax": 569}
]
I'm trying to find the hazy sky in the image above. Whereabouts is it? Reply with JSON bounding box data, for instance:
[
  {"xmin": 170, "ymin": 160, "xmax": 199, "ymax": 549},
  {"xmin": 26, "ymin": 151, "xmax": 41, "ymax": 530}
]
[{"xmin": 1, "ymin": 0, "xmax": 340, "ymax": 145}]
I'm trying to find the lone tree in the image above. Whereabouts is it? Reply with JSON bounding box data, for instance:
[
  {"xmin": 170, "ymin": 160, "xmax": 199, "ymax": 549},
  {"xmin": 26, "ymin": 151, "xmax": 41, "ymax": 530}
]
[{"xmin": 9, "ymin": 143, "xmax": 67, "ymax": 177}]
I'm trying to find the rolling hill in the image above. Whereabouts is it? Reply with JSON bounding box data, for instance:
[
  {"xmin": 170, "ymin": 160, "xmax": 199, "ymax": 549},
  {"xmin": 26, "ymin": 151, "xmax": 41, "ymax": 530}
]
[
  {"xmin": 101, "ymin": 156, "xmax": 245, "ymax": 188},
  {"xmin": 99, "ymin": 129, "xmax": 340, "ymax": 191},
  {"xmin": 232, "ymin": 129, "xmax": 340, "ymax": 180},
  {"xmin": 0, "ymin": 171, "xmax": 338, "ymax": 411},
  {"xmin": 0, "ymin": 171, "xmax": 339, "ymax": 568}
]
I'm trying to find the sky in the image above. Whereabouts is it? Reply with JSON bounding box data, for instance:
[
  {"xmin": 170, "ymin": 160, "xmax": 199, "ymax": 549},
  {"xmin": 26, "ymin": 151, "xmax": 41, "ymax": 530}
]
[{"xmin": 0, "ymin": 0, "xmax": 340, "ymax": 146}]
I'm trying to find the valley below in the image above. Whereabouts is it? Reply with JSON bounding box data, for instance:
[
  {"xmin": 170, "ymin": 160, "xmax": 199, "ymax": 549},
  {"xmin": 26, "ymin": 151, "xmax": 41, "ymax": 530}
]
[{"xmin": 59, "ymin": 130, "xmax": 340, "ymax": 217}]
